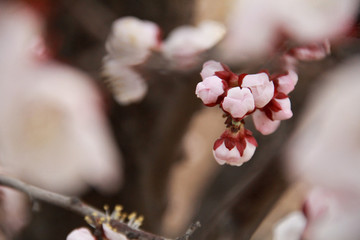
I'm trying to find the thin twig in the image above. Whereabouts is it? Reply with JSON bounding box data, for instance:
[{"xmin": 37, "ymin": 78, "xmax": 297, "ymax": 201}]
[
  {"xmin": 0, "ymin": 173, "xmax": 103, "ymax": 217},
  {"xmin": 0, "ymin": 174, "xmax": 172, "ymax": 240},
  {"xmin": 0, "ymin": 174, "xmax": 201, "ymax": 240},
  {"xmin": 175, "ymin": 221, "xmax": 201, "ymax": 240}
]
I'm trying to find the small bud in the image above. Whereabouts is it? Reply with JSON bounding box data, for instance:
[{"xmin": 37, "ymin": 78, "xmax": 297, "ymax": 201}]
[
  {"xmin": 241, "ymin": 72, "xmax": 274, "ymax": 108},
  {"xmin": 200, "ymin": 60, "xmax": 225, "ymax": 80},
  {"xmin": 221, "ymin": 87, "xmax": 255, "ymax": 119},
  {"xmin": 195, "ymin": 76, "xmax": 225, "ymax": 106},
  {"xmin": 212, "ymin": 128, "xmax": 257, "ymax": 166},
  {"xmin": 271, "ymin": 98, "xmax": 293, "ymax": 121},
  {"xmin": 275, "ymin": 70, "xmax": 298, "ymax": 95}
]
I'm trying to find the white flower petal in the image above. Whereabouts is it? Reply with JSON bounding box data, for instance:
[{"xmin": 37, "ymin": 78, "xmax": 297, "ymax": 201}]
[
  {"xmin": 103, "ymin": 223, "xmax": 128, "ymax": 240},
  {"xmin": 163, "ymin": 20, "xmax": 225, "ymax": 68},
  {"xmin": 273, "ymin": 211, "xmax": 307, "ymax": 240},
  {"xmin": 67, "ymin": 228, "xmax": 95, "ymax": 240},
  {"xmin": 106, "ymin": 16, "xmax": 160, "ymax": 65},
  {"xmin": 103, "ymin": 59, "xmax": 148, "ymax": 105}
]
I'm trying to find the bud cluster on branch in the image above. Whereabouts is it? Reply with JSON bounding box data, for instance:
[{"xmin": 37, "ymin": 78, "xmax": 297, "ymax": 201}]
[{"xmin": 195, "ymin": 41, "xmax": 330, "ymax": 166}]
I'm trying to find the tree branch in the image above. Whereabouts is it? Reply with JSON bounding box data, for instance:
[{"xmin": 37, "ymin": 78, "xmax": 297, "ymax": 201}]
[{"xmin": 0, "ymin": 173, "xmax": 199, "ymax": 240}]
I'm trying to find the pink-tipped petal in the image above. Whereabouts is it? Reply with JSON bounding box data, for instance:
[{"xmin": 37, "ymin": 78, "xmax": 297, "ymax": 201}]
[
  {"xmin": 200, "ymin": 60, "xmax": 225, "ymax": 79},
  {"xmin": 276, "ymin": 70, "xmax": 298, "ymax": 95},
  {"xmin": 272, "ymin": 98, "xmax": 293, "ymax": 120},
  {"xmin": 252, "ymin": 110, "xmax": 281, "ymax": 135},
  {"xmin": 195, "ymin": 76, "xmax": 224, "ymax": 105},
  {"xmin": 241, "ymin": 72, "xmax": 274, "ymax": 108},
  {"xmin": 213, "ymin": 139, "xmax": 256, "ymax": 166},
  {"xmin": 213, "ymin": 142, "xmax": 242, "ymax": 166}
]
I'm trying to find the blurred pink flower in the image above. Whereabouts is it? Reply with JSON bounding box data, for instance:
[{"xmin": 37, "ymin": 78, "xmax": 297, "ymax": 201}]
[
  {"xmin": 221, "ymin": 87, "xmax": 255, "ymax": 119},
  {"xmin": 272, "ymin": 211, "xmax": 307, "ymax": 240},
  {"xmin": 0, "ymin": 3, "xmax": 45, "ymax": 66},
  {"xmin": 102, "ymin": 59, "xmax": 148, "ymax": 105},
  {"xmin": 66, "ymin": 228, "xmax": 95, "ymax": 240},
  {"xmin": 103, "ymin": 16, "xmax": 160, "ymax": 105},
  {"xmin": 213, "ymin": 128, "xmax": 257, "ymax": 166},
  {"xmin": 105, "ymin": 16, "xmax": 161, "ymax": 65},
  {"xmin": 0, "ymin": 3, "xmax": 122, "ymax": 195},
  {"xmin": 162, "ymin": 20, "xmax": 225, "ymax": 69},
  {"xmin": 195, "ymin": 76, "xmax": 225, "ymax": 106},
  {"xmin": 302, "ymin": 188, "xmax": 360, "ymax": 240},
  {"xmin": 240, "ymin": 72, "xmax": 274, "ymax": 108},
  {"xmin": 287, "ymin": 40, "xmax": 331, "ymax": 62},
  {"xmin": 0, "ymin": 177, "xmax": 28, "ymax": 238},
  {"xmin": 286, "ymin": 57, "xmax": 360, "ymax": 193},
  {"xmin": 302, "ymin": 188, "xmax": 336, "ymax": 224},
  {"xmin": 286, "ymin": 57, "xmax": 360, "ymax": 239},
  {"xmin": 221, "ymin": 0, "xmax": 358, "ymax": 60}
]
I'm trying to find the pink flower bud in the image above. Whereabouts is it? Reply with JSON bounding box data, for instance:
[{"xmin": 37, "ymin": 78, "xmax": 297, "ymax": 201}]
[
  {"xmin": 275, "ymin": 70, "xmax": 298, "ymax": 95},
  {"xmin": 221, "ymin": 87, "xmax": 255, "ymax": 119},
  {"xmin": 241, "ymin": 72, "xmax": 274, "ymax": 108},
  {"xmin": 195, "ymin": 76, "xmax": 225, "ymax": 105},
  {"xmin": 200, "ymin": 60, "xmax": 225, "ymax": 79},
  {"xmin": 252, "ymin": 109, "xmax": 281, "ymax": 135},
  {"xmin": 66, "ymin": 228, "xmax": 95, "ymax": 240},
  {"xmin": 212, "ymin": 129, "xmax": 257, "ymax": 166},
  {"xmin": 272, "ymin": 97, "xmax": 293, "ymax": 120}
]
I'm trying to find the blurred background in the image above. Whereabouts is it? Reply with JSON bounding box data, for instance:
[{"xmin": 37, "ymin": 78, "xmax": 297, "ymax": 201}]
[{"xmin": 0, "ymin": 0, "xmax": 360, "ymax": 239}]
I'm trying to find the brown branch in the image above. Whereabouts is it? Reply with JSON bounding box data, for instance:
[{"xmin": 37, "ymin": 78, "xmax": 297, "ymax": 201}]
[
  {"xmin": 0, "ymin": 173, "xmax": 200, "ymax": 240},
  {"xmin": 175, "ymin": 221, "xmax": 201, "ymax": 240}
]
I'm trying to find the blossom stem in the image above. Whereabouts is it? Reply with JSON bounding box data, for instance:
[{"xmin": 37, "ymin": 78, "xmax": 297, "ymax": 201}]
[{"xmin": 0, "ymin": 173, "xmax": 199, "ymax": 240}]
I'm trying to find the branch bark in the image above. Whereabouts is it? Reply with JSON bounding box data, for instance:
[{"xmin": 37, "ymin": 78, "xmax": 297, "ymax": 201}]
[{"xmin": 0, "ymin": 174, "xmax": 199, "ymax": 240}]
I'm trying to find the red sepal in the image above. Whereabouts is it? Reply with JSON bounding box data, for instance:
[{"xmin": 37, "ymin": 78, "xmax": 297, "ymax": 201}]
[
  {"xmin": 235, "ymin": 139, "xmax": 246, "ymax": 156},
  {"xmin": 238, "ymin": 73, "xmax": 247, "ymax": 86},
  {"xmin": 213, "ymin": 138, "xmax": 224, "ymax": 150},
  {"xmin": 215, "ymin": 71, "xmax": 231, "ymax": 80},
  {"xmin": 224, "ymin": 138, "xmax": 236, "ymax": 150},
  {"xmin": 275, "ymin": 92, "xmax": 288, "ymax": 99}
]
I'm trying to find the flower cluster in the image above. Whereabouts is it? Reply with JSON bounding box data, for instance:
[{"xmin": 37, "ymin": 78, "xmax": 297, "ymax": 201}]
[
  {"xmin": 195, "ymin": 60, "xmax": 298, "ymax": 166},
  {"xmin": 103, "ymin": 17, "xmax": 225, "ymax": 105}
]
